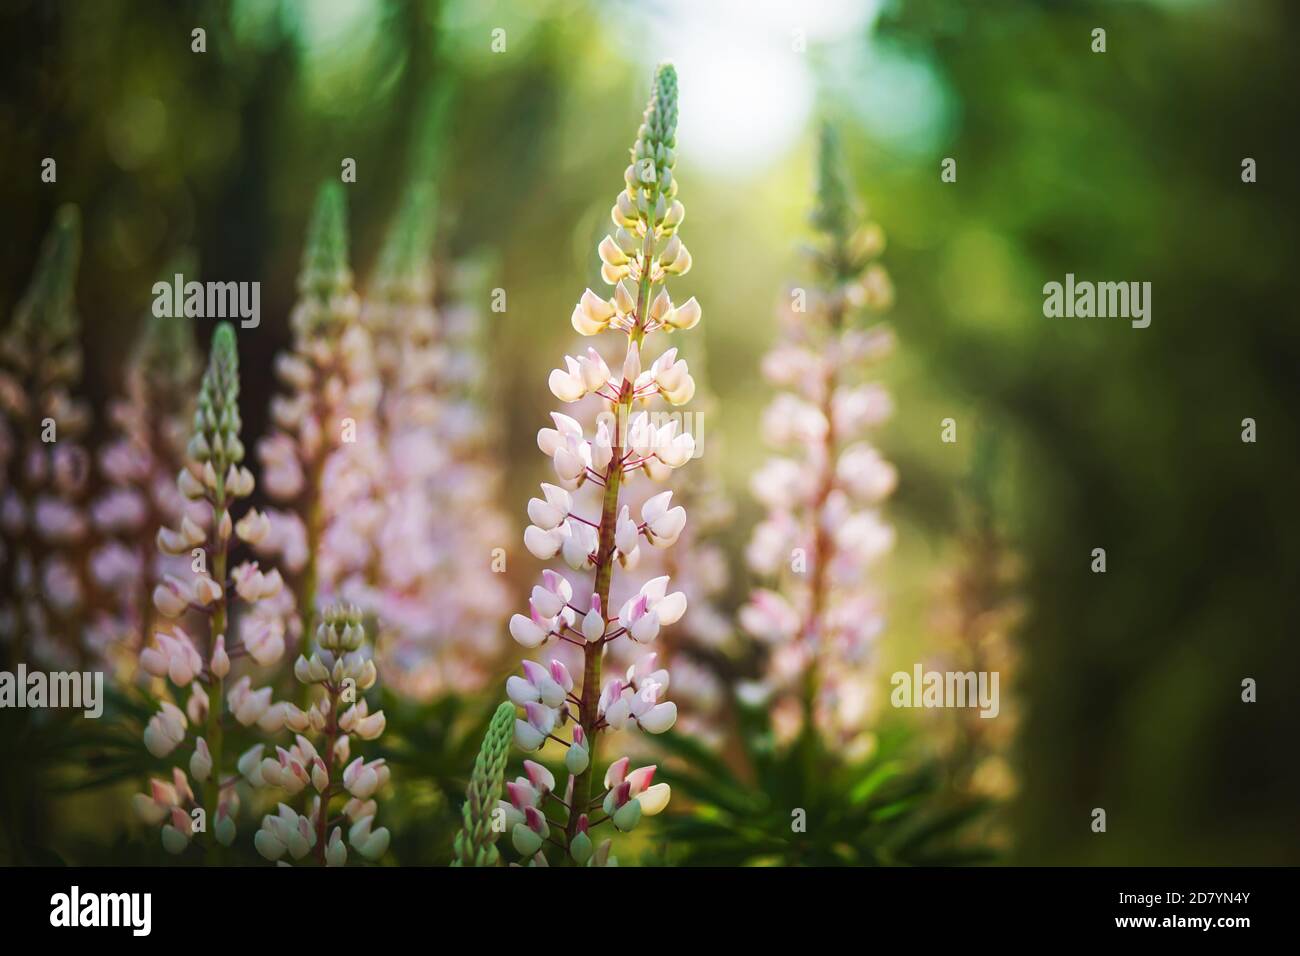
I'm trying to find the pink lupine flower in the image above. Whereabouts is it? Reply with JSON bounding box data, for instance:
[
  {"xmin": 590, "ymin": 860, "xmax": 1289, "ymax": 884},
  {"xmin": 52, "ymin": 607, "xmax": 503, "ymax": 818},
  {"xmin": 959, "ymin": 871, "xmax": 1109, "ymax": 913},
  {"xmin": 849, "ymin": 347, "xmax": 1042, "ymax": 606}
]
[
  {"xmin": 0, "ymin": 215, "xmax": 93, "ymax": 666},
  {"xmin": 740, "ymin": 125, "xmax": 898, "ymax": 748},
  {"xmin": 87, "ymin": 265, "xmax": 201, "ymax": 671},
  {"xmin": 246, "ymin": 186, "xmax": 384, "ymax": 668}
]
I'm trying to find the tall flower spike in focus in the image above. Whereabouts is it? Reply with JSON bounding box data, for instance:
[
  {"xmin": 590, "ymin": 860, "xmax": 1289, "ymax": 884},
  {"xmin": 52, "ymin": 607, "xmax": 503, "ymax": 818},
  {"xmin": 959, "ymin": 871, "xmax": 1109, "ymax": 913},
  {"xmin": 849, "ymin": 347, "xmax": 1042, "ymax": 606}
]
[
  {"xmin": 135, "ymin": 322, "xmax": 294, "ymax": 858},
  {"xmin": 503, "ymin": 64, "xmax": 693, "ymax": 866},
  {"xmin": 89, "ymin": 258, "xmax": 201, "ymax": 672},
  {"xmin": 452, "ymin": 701, "xmax": 515, "ymax": 867},
  {"xmin": 596, "ymin": 326, "xmax": 733, "ymax": 744},
  {"xmin": 741, "ymin": 124, "xmax": 898, "ymax": 754},
  {"xmin": 362, "ymin": 184, "xmax": 509, "ymax": 698},
  {"xmin": 246, "ymin": 603, "xmax": 389, "ymax": 865},
  {"xmin": 0, "ymin": 206, "xmax": 93, "ymax": 669},
  {"xmin": 254, "ymin": 184, "xmax": 379, "ymax": 648}
]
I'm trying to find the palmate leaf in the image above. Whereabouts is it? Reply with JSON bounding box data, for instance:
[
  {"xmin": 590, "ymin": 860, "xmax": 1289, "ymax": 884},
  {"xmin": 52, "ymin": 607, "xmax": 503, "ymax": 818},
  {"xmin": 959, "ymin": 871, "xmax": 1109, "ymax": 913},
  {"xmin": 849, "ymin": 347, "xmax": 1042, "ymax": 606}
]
[{"xmin": 652, "ymin": 701, "xmax": 996, "ymax": 866}]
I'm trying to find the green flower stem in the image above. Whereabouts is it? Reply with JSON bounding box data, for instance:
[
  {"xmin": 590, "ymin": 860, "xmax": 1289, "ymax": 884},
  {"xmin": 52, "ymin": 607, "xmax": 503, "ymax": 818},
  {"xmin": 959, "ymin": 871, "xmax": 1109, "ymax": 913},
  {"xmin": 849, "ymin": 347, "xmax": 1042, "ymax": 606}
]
[{"xmin": 204, "ymin": 480, "xmax": 228, "ymax": 865}]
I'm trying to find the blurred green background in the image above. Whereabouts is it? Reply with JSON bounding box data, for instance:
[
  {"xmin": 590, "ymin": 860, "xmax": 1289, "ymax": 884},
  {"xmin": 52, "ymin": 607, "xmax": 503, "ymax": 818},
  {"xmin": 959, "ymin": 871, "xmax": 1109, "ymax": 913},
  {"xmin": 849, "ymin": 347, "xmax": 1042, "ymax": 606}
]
[{"xmin": 1, "ymin": 0, "xmax": 1296, "ymax": 865}]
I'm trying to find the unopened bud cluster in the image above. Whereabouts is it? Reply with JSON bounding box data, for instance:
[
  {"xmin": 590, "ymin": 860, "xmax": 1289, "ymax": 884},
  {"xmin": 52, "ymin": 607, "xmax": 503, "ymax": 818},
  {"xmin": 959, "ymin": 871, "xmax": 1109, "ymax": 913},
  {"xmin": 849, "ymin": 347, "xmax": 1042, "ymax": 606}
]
[{"xmin": 245, "ymin": 602, "xmax": 389, "ymax": 865}]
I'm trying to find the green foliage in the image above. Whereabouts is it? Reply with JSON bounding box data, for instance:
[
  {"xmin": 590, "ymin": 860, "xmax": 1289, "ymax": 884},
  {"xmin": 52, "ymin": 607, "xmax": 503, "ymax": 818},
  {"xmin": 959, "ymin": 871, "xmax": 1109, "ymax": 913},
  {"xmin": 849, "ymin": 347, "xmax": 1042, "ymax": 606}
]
[
  {"xmin": 369, "ymin": 692, "xmax": 501, "ymax": 865},
  {"xmin": 451, "ymin": 701, "xmax": 515, "ymax": 867},
  {"xmin": 651, "ymin": 702, "xmax": 995, "ymax": 866}
]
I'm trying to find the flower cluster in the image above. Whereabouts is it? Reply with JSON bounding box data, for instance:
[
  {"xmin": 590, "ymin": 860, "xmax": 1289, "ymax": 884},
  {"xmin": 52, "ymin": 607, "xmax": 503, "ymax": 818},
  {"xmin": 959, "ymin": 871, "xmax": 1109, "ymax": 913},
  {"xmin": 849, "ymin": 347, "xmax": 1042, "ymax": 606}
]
[
  {"xmin": 740, "ymin": 125, "xmax": 898, "ymax": 752},
  {"xmin": 88, "ymin": 265, "xmax": 200, "ymax": 671},
  {"xmin": 501, "ymin": 64, "xmax": 699, "ymax": 865},
  {"xmin": 254, "ymin": 183, "xmax": 380, "ymax": 646},
  {"xmin": 362, "ymin": 186, "xmax": 510, "ymax": 698},
  {"xmin": 134, "ymin": 322, "xmax": 292, "ymax": 856},
  {"xmin": 0, "ymin": 206, "xmax": 93, "ymax": 669},
  {"xmin": 244, "ymin": 603, "xmax": 390, "ymax": 865}
]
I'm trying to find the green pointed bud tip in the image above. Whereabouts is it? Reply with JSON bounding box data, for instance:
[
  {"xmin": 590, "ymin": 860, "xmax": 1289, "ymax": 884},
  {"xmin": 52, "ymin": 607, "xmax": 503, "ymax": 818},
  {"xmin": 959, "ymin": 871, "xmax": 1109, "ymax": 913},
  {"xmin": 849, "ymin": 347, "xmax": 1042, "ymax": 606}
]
[
  {"xmin": 304, "ymin": 182, "xmax": 350, "ymax": 279},
  {"xmin": 377, "ymin": 183, "xmax": 437, "ymax": 287},
  {"xmin": 18, "ymin": 204, "xmax": 82, "ymax": 337},
  {"xmin": 813, "ymin": 122, "xmax": 854, "ymax": 238},
  {"xmin": 211, "ymin": 322, "xmax": 238, "ymax": 361}
]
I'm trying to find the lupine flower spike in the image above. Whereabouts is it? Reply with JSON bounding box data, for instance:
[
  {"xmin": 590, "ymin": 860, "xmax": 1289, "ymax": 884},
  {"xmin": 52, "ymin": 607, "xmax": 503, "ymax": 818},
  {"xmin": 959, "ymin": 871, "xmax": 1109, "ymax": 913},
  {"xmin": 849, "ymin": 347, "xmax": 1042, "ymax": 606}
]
[
  {"xmin": 741, "ymin": 124, "xmax": 897, "ymax": 752},
  {"xmin": 362, "ymin": 184, "xmax": 510, "ymax": 697},
  {"xmin": 135, "ymin": 322, "xmax": 292, "ymax": 857},
  {"xmin": 90, "ymin": 256, "xmax": 200, "ymax": 671},
  {"xmin": 452, "ymin": 701, "xmax": 516, "ymax": 866},
  {"xmin": 247, "ymin": 603, "xmax": 389, "ymax": 865},
  {"xmin": 0, "ymin": 206, "xmax": 93, "ymax": 669},
  {"xmin": 254, "ymin": 183, "xmax": 379, "ymax": 646},
  {"xmin": 503, "ymin": 64, "xmax": 694, "ymax": 865}
]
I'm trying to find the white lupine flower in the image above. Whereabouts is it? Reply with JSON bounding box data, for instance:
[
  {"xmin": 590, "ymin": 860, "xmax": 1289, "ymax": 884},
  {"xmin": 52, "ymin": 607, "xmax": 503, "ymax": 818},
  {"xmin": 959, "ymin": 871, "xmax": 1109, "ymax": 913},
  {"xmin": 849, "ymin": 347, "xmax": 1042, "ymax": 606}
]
[
  {"xmin": 590, "ymin": 420, "xmax": 614, "ymax": 472},
  {"xmin": 144, "ymin": 702, "xmax": 187, "ymax": 758},
  {"xmin": 630, "ymin": 682, "xmax": 677, "ymax": 734},
  {"xmin": 582, "ymin": 595, "xmax": 606, "ymax": 643},
  {"xmin": 560, "ymin": 518, "xmax": 598, "ymax": 570},
  {"xmin": 227, "ymin": 677, "xmax": 273, "ymax": 726},
  {"xmin": 641, "ymin": 491, "xmax": 686, "ymax": 547},
  {"xmin": 646, "ymin": 348, "xmax": 696, "ymax": 405},
  {"xmin": 549, "ymin": 355, "xmax": 589, "ymax": 402},
  {"xmin": 836, "ymin": 443, "xmax": 898, "ymax": 503},
  {"xmin": 664, "ymin": 295, "xmax": 701, "ymax": 331},
  {"xmin": 140, "ymin": 628, "xmax": 203, "ymax": 686},
  {"xmin": 552, "ymin": 437, "xmax": 588, "ymax": 484},
  {"xmin": 615, "ymin": 505, "xmax": 640, "ymax": 561},
  {"xmin": 579, "ymin": 348, "xmax": 611, "ymax": 391},
  {"xmin": 527, "ymin": 483, "xmax": 572, "ymax": 530},
  {"xmin": 622, "ymin": 339, "xmax": 641, "ymax": 384},
  {"xmin": 627, "ymin": 652, "xmax": 671, "ymax": 693},
  {"xmin": 341, "ymin": 757, "xmax": 389, "ymax": 800},
  {"xmin": 509, "ymin": 606, "xmax": 551, "ymax": 648},
  {"xmin": 507, "ymin": 658, "xmax": 571, "ymax": 708},
  {"xmin": 536, "ymin": 412, "xmax": 584, "ymax": 457},
  {"xmin": 231, "ymin": 561, "xmax": 283, "ymax": 602},
  {"xmin": 572, "ymin": 289, "xmax": 616, "ymax": 336},
  {"xmin": 524, "ymin": 522, "xmax": 569, "ymax": 560},
  {"xmin": 659, "ymin": 424, "xmax": 695, "ymax": 468},
  {"xmin": 529, "ymin": 568, "xmax": 572, "ymax": 618},
  {"xmin": 524, "ymin": 759, "xmax": 556, "ymax": 794}
]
